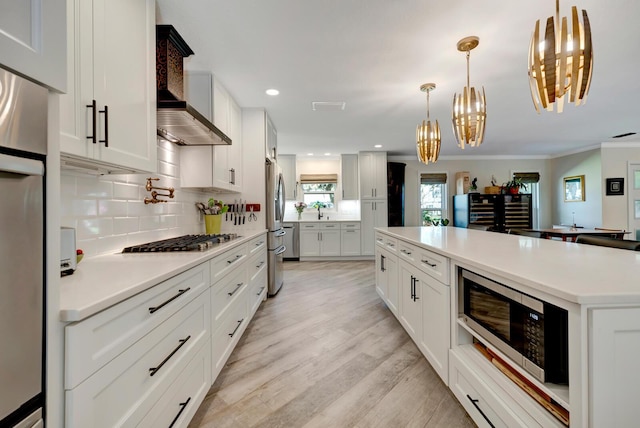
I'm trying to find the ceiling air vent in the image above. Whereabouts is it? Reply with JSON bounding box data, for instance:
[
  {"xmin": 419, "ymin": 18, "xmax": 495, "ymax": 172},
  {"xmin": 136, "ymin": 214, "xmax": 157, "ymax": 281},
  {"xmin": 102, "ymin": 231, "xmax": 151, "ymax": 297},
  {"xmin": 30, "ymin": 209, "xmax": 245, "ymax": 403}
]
[{"xmin": 311, "ymin": 101, "xmax": 346, "ymax": 111}]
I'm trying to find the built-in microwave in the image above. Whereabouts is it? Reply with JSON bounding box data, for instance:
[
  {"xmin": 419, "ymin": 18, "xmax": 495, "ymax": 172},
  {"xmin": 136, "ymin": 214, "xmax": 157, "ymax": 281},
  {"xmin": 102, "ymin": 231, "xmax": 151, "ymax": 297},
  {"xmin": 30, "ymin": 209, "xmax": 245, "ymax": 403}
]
[{"xmin": 458, "ymin": 269, "xmax": 569, "ymax": 384}]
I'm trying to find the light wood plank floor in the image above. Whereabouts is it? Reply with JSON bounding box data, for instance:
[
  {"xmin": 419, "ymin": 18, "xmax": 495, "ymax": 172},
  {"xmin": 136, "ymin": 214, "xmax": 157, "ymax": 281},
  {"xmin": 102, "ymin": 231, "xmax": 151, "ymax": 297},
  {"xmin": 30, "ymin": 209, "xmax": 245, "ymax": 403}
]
[{"xmin": 189, "ymin": 261, "xmax": 476, "ymax": 428}]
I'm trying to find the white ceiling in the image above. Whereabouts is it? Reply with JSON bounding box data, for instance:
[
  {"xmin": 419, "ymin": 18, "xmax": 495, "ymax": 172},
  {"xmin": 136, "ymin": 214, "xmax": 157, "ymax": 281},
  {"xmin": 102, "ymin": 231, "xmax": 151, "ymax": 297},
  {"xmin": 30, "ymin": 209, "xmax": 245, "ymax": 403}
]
[{"xmin": 156, "ymin": 0, "xmax": 640, "ymax": 159}]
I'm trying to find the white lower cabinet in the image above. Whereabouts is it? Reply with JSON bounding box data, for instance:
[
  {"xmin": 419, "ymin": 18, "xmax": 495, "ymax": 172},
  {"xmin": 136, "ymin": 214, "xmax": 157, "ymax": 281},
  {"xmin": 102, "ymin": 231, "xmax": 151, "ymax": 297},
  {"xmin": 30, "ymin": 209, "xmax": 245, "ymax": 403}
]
[
  {"xmin": 399, "ymin": 260, "xmax": 422, "ymax": 341},
  {"xmin": 419, "ymin": 272, "xmax": 450, "ymax": 383},
  {"xmin": 65, "ymin": 286, "xmax": 211, "ymax": 427},
  {"xmin": 139, "ymin": 337, "xmax": 211, "ymax": 428},
  {"xmin": 375, "ymin": 231, "xmax": 451, "ymax": 388},
  {"xmin": 340, "ymin": 222, "xmax": 361, "ymax": 256},
  {"xmin": 64, "ymin": 233, "xmax": 269, "ymax": 427},
  {"xmin": 449, "ymin": 349, "xmax": 524, "ymax": 428},
  {"xmin": 361, "ymin": 200, "xmax": 388, "ymax": 256},
  {"xmin": 300, "ymin": 223, "xmax": 341, "ymax": 256}
]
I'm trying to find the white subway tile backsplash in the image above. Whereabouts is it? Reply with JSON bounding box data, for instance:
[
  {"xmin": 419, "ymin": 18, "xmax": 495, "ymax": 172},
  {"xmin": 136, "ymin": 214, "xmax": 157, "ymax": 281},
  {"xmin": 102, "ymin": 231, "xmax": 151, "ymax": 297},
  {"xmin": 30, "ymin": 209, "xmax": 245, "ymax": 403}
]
[
  {"xmin": 77, "ymin": 218, "xmax": 114, "ymax": 239},
  {"xmin": 69, "ymin": 200, "xmax": 98, "ymax": 217},
  {"xmin": 98, "ymin": 200, "xmax": 128, "ymax": 217},
  {"xmin": 113, "ymin": 182, "xmax": 140, "ymax": 200},
  {"xmin": 77, "ymin": 175, "xmax": 113, "ymax": 198},
  {"xmin": 113, "ymin": 217, "xmax": 139, "ymax": 235},
  {"xmin": 61, "ymin": 142, "xmax": 211, "ymax": 256},
  {"xmin": 139, "ymin": 215, "xmax": 162, "ymax": 231},
  {"xmin": 160, "ymin": 215, "xmax": 177, "ymax": 229}
]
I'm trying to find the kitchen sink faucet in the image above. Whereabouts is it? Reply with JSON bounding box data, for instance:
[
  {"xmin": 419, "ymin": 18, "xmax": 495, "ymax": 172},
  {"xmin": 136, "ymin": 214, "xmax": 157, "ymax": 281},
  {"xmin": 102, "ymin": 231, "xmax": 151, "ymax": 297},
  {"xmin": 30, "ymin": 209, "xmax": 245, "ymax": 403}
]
[{"xmin": 317, "ymin": 206, "xmax": 323, "ymax": 220}]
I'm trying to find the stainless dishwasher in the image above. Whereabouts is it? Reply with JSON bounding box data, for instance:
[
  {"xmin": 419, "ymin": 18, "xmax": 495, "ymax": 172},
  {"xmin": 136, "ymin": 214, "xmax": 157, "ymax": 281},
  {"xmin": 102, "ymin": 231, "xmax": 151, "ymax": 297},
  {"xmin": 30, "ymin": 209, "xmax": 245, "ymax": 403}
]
[{"xmin": 283, "ymin": 223, "xmax": 299, "ymax": 260}]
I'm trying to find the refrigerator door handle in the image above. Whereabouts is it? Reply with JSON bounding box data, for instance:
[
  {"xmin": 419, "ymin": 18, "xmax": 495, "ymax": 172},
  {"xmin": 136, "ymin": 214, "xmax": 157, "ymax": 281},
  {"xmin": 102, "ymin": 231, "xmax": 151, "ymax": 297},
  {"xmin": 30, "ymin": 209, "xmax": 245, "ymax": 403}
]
[
  {"xmin": 0, "ymin": 153, "xmax": 44, "ymax": 176},
  {"xmin": 275, "ymin": 245, "xmax": 287, "ymax": 256},
  {"xmin": 275, "ymin": 229, "xmax": 286, "ymax": 237}
]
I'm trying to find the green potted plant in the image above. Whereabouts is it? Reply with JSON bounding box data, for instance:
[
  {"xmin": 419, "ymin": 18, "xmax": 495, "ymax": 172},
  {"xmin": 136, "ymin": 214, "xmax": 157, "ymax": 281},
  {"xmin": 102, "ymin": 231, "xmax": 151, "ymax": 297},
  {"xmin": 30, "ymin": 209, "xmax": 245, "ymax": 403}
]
[{"xmin": 502, "ymin": 178, "xmax": 527, "ymax": 195}]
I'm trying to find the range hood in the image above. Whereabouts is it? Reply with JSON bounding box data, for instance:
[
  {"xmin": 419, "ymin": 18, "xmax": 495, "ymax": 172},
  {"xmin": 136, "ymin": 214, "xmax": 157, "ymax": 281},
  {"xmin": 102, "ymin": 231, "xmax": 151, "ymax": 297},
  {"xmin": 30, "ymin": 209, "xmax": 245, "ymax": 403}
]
[{"xmin": 156, "ymin": 25, "xmax": 231, "ymax": 146}]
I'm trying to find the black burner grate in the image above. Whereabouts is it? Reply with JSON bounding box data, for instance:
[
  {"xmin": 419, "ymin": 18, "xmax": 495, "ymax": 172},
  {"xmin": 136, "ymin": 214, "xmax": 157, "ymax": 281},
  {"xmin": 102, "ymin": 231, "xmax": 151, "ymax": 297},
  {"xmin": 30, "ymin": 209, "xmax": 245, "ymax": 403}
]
[{"xmin": 122, "ymin": 234, "xmax": 238, "ymax": 253}]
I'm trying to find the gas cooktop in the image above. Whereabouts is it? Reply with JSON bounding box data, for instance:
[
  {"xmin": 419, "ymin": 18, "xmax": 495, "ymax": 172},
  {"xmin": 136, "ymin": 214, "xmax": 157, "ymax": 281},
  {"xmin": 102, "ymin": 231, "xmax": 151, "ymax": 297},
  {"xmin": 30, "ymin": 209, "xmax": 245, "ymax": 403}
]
[{"xmin": 122, "ymin": 233, "xmax": 239, "ymax": 253}]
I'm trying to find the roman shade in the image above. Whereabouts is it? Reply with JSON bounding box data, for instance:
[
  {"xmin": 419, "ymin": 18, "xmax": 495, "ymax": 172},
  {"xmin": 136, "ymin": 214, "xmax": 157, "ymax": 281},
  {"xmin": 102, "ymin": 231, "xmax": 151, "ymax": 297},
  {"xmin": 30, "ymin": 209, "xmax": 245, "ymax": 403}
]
[
  {"xmin": 513, "ymin": 172, "xmax": 540, "ymax": 183},
  {"xmin": 299, "ymin": 174, "xmax": 338, "ymax": 184},
  {"xmin": 420, "ymin": 173, "xmax": 447, "ymax": 184}
]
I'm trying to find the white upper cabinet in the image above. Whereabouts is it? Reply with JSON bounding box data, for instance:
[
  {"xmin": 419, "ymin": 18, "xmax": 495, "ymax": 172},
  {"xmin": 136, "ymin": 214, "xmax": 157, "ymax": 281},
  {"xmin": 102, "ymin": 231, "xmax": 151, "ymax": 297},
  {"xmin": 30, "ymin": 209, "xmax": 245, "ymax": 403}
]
[
  {"xmin": 0, "ymin": 0, "xmax": 66, "ymax": 92},
  {"xmin": 278, "ymin": 155, "xmax": 297, "ymax": 201},
  {"xmin": 359, "ymin": 152, "xmax": 387, "ymax": 200},
  {"xmin": 341, "ymin": 154, "xmax": 359, "ymax": 200},
  {"xmin": 181, "ymin": 72, "xmax": 242, "ymax": 191},
  {"xmin": 59, "ymin": 0, "xmax": 157, "ymax": 173}
]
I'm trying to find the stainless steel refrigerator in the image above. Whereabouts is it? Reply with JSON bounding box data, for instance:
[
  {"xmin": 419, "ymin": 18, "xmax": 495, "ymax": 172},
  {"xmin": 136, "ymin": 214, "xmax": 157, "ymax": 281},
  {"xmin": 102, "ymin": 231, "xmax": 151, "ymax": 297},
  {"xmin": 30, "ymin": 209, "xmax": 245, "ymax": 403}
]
[
  {"xmin": 0, "ymin": 68, "xmax": 47, "ymax": 426},
  {"xmin": 265, "ymin": 159, "xmax": 286, "ymax": 296}
]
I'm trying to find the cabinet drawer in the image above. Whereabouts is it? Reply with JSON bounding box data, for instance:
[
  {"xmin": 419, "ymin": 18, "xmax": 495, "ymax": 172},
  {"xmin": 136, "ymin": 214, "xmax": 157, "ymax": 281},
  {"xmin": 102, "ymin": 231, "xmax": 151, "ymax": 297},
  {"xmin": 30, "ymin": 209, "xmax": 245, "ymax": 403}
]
[
  {"xmin": 300, "ymin": 223, "xmax": 319, "ymax": 230},
  {"xmin": 247, "ymin": 267, "xmax": 267, "ymax": 316},
  {"xmin": 210, "ymin": 243, "xmax": 247, "ymax": 285},
  {"xmin": 138, "ymin": 337, "xmax": 211, "ymax": 428},
  {"xmin": 384, "ymin": 237, "xmax": 398, "ymax": 252},
  {"xmin": 398, "ymin": 242, "xmax": 416, "ymax": 262},
  {"xmin": 211, "ymin": 268, "xmax": 247, "ymax": 328},
  {"xmin": 320, "ymin": 222, "xmax": 340, "ymax": 230},
  {"xmin": 341, "ymin": 222, "xmax": 360, "ymax": 230},
  {"xmin": 65, "ymin": 290, "xmax": 210, "ymax": 428},
  {"xmin": 65, "ymin": 263, "xmax": 209, "ymax": 389},
  {"xmin": 212, "ymin": 297, "xmax": 247, "ymax": 379},
  {"xmin": 248, "ymin": 249, "xmax": 267, "ymax": 283},
  {"xmin": 415, "ymin": 247, "xmax": 449, "ymax": 284},
  {"xmin": 449, "ymin": 350, "xmax": 524, "ymax": 428},
  {"xmin": 247, "ymin": 234, "xmax": 267, "ymax": 255}
]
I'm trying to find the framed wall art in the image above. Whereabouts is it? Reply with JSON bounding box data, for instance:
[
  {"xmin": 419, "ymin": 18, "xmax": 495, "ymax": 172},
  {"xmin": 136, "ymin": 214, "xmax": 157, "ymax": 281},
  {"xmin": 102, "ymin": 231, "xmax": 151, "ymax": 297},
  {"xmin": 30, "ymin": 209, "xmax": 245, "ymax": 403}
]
[
  {"xmin": 564, "ymin": 175, "xmax": 585, "ymax": 202},
  {"xmin": 605, "ymin": 177, "xmax": 624, "ymax": 196}
]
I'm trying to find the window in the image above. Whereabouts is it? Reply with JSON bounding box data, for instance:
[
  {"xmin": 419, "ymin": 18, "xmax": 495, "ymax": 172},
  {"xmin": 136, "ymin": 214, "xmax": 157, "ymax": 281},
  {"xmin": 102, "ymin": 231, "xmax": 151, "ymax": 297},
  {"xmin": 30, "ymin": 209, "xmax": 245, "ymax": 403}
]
[
  {"xmin": 420, "ymin": 173, "xmax": 447, "ymax": 225},
  {"xmin": 300, "ymin": 174, "xmax": 338, "ymax": 208}
]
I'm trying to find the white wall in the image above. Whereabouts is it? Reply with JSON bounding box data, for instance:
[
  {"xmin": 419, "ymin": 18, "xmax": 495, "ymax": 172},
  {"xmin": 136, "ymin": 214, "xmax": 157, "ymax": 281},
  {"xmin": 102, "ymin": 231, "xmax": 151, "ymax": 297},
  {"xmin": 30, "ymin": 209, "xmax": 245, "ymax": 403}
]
[
  {"xmin": 600, "ymin": 143, "xmax": 640, "ymax": 230},
  {"xmin": 549, "ymin": 149, "xmax": 602, "ymax": 228},
  {"xmin": 396, "ymin": 157, "xmax": 553, "ymax": 227}
]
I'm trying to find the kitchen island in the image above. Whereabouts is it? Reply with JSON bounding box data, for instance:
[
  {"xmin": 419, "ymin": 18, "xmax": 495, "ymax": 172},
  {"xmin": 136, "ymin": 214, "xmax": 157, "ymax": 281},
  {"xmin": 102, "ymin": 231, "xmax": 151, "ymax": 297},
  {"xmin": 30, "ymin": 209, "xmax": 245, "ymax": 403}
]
[{"xmin": 375, "ymin": 226, "xmax": 640, "ymax": 427}]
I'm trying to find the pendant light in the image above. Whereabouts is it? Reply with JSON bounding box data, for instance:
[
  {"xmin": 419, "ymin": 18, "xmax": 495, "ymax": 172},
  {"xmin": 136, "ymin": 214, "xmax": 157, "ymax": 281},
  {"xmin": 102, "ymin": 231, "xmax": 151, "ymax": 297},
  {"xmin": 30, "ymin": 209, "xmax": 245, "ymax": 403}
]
[
  {"xmin": 528, "ymin": 0, "xmax": 593, "ymax": 113},
  {"xmin": 416, "ymin": 83, "xmax": 441, "ymax": 164},
  {"xmin": 452, "ymin": 36, "xmax": 486, "ymax": 149}
]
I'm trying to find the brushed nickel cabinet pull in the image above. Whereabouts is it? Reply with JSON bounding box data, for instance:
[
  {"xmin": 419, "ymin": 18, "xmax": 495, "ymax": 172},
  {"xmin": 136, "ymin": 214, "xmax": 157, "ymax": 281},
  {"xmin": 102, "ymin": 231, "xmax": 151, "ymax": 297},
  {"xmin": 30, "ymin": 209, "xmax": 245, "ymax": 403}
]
[
  {"xmin": 229, "ymin": 319, "xmax": 244, "ymax": 337},
  {"xmin": 228, "ymin": 282, "xmax": 243, "ymax": 297}
]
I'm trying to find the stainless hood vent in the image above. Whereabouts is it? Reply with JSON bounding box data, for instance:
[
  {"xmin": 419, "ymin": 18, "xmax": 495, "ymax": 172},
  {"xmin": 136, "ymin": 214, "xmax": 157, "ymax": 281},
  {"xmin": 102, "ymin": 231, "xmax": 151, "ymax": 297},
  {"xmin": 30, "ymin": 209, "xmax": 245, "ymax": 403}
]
[{"xmin": 156, "ymin": 25, "xmax": 231, "ymax": 146}]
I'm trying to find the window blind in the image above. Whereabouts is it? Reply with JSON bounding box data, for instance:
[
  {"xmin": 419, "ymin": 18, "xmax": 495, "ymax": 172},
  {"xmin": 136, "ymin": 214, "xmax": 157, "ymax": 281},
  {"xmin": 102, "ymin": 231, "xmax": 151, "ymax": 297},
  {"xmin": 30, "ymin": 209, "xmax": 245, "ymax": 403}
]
[
  {"xmin": 299, "ymin": 174, "xmax": 338, "ymax": 184},
  {"xmin": 513, "ymin": 172, "xmax": 540, "ymax": 183},
  {"xmin": 420, "ymin": 173, "xmax": 447, "ymax": 184}
]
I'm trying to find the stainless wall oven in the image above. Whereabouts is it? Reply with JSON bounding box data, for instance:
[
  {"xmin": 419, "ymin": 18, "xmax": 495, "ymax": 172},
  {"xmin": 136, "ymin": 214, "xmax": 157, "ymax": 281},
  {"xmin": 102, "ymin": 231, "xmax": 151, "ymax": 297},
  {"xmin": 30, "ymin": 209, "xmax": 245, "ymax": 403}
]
[
  {"xmin": 458, "ymin": 269, "xmax": 569, "ymax": 384},
  {"xmin": 0, "ymin": 68, "xmax": 47, "ymax": 426}
]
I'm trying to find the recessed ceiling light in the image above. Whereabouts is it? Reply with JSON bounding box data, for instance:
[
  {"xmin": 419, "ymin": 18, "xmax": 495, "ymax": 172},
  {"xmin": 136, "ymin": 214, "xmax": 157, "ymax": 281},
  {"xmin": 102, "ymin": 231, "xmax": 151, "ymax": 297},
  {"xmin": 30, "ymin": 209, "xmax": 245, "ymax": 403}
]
[
  {"xmin": 266, "ymin": 88, "xmax": 279, "ymax": 96},
  {"xmin": 374, "ymin": 144, "xmax": 382, "ymax": 148},
  {"xmin": 307, "ymin": 153, "xmax": 314, "ymax": 156},
  {"xmin": 324, "ymin": 153, "xmax": 331, "ymax": 156}
]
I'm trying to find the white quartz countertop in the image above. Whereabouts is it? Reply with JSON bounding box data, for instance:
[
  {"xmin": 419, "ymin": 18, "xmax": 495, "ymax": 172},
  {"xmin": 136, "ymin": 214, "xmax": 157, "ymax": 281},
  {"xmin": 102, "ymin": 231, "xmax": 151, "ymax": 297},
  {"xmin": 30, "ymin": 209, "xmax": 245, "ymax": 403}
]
[
  {"xmin": 283, "ymin": 218, "xmax": 360, "ymax": 223},
  {"xmin": 377, "ymin": 226, "xmax": 640, "ymax": 305},
  {"xmin": 59, "ymin": 230, "xmax": 266, "ymax": 322}
]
